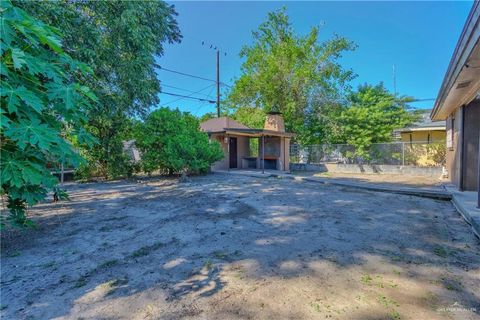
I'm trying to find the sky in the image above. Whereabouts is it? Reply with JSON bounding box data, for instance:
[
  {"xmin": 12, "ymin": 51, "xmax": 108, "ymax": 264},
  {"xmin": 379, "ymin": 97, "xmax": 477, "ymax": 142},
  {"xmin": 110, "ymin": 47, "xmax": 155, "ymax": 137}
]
[{"xmin": 157, "ymin": 1, "xmax": 474, "ymax": 116}]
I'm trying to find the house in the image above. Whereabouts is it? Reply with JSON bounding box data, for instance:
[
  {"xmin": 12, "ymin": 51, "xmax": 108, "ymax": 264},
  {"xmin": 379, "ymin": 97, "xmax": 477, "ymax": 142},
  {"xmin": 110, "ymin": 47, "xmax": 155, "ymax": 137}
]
[
  {"xmin": 200, "ymin": 112, "xmax": 294, "ymax": 172},
  {"xmin": 394, "ymin": 109, "xmax": 446, "ymax": 143},
  {"xmin": 431, "ymin": 1, "xmax": 480, "ymax": 192}
]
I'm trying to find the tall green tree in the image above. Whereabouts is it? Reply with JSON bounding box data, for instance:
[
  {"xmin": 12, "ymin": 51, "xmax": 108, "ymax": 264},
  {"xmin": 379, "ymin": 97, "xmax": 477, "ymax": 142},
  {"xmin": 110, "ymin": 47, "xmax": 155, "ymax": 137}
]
[
  {"xmin": 16, "ymin": 0, "xmax": 182, "ymax": 178},
  {"xmin": 228, "ymin": 7, "xmax": 356, "ymax": 143},
  {"xmin": 0, "ymin": 0, "xmax": 96, "ymax": 226},
  {"xmin": 339, "ymin": 83, "xmax": 417, "ymax": 157}
]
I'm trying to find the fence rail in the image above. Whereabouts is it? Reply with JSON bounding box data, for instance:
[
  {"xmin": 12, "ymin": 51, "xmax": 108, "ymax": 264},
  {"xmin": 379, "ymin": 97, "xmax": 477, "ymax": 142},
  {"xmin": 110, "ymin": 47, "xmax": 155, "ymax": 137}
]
[{"xmin": 290, "ymin": 141, "xmax": 446, "ymax": 167}]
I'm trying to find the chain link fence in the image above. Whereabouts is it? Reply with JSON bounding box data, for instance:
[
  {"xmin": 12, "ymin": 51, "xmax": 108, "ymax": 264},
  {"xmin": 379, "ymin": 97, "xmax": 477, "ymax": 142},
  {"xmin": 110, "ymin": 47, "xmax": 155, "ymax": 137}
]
[{"xmin": 290, "ymin": 141, "xmax": 446, "ymax": 167}]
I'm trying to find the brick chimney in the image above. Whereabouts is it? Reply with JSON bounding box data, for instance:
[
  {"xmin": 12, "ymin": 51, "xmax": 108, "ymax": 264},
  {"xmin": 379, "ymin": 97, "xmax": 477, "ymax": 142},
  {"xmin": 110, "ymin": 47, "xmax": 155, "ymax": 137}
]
[{"xmin": 264, "ymin": 111, "xmax": 285, "ymax": 133}]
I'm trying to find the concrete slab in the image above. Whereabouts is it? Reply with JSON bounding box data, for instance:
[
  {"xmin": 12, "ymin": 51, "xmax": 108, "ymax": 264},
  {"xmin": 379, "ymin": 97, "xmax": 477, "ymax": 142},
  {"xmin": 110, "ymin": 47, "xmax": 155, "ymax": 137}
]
[
  {"xmin": 214, "ymin": 169, "xmax": 452, "ymax": 200},
  {"xmin": 445, "ymin": 185, "xmax": 480, "ymax": 238}
]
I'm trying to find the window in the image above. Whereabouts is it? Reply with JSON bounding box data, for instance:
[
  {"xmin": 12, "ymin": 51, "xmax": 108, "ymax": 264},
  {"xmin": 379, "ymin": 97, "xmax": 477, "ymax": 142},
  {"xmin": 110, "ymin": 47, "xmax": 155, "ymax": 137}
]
[{"xmin": 447, "ymin": 117, "xmax": 454, "ymax": 150}]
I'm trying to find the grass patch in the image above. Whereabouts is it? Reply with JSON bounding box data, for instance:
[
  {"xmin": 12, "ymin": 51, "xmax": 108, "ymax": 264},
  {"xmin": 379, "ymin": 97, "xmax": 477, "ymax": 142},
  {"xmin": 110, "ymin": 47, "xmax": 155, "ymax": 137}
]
[
  {"xmin": 8, "ymin": 250, "xmax": 21, "ymax": 257},
  {"xmin": 74, "ymin": 275, "xmax": 88, "ymax": 288},
  {"xmin": 212, "ymin": 250, "xmax": 227, "ymax": 259},
  {"xmin": 98, "ymin": 259, "xmax": 119, "ymax": 269},
  {"xmin": 378, "ymin": 295, "xmax": 400, "ymax": 308},
  {"xmin": 204, "ymin": 259, "xmax": 213, "ymax": 270},
  {"xmin": 433, "ymin": 246, "xmax": 448, "ymax": 258},
  {"xmin": 388, "ymin": 309, "xmax": 401, "ymax": 320},
  {"xmin": 377, "ymin": 295, "xmax": 401, "ymax": 320},
  {"xmin": 311, "ymin": 302, "xmax": 321, "ymax": 312},
  {"xmin": 130, "ymin": 241, "xmax": 164, "ymax": 258},
  {"xmin": 361, "ymin": 274, "xmax": 373, "ymax": 285}
]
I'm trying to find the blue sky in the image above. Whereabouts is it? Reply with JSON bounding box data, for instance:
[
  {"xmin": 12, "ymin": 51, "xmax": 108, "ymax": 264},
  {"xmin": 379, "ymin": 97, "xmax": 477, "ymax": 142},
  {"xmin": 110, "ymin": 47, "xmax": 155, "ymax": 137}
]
[{"xmin": 158, "ymin": 1, "xmax": 473, "ymax": 116}]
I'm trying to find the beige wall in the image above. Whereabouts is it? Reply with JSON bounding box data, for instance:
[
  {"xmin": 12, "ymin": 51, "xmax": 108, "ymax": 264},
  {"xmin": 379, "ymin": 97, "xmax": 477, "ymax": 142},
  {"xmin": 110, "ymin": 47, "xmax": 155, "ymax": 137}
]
[
  {"xmin": 400, "ymin": 130, "xmax": 446, "ymax": 143},
  {"xmin": 446, "ymin": 108, "xmax": 463, "ymax": 187},
  {"xmin": 445, "ymin": 100, "xmax": 480, "ymax": 191},
  {"xmin": 208, "ymin": 133, "xmax": 291, "ymax": 171}
]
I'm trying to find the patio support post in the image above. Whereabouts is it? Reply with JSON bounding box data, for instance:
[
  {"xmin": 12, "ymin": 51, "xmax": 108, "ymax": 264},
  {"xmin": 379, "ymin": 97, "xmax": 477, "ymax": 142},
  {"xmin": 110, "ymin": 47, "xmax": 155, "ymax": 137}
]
[
  {"xmin": 477, "ymin": 130, "xmax": 480, "ymax": 208},
  {"xmin": 262, "ymin": 134, "xmax": 265, "ymax": 174},
  {"xmin": 227, "ymin": 134, "xmax": 230, "ymax": 172}
]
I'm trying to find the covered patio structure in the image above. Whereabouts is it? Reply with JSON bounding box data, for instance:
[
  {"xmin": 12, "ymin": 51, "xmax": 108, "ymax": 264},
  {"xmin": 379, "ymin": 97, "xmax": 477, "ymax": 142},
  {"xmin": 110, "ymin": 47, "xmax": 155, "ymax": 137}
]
[{"xmin": 200, "ymin": 112, "xmax": 294, "ymax": 172}]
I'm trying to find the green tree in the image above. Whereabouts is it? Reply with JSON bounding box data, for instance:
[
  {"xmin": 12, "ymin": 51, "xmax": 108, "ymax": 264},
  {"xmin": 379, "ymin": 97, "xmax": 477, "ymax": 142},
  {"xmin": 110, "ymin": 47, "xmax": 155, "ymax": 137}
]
[
  {"xmin": 16, "ymin": 1, "xmax": 182, "ymax": 179},
  {"xmin": 136, "ymin": 108, "xmax": 223, "ymax": 177},
  {"xmin": 0, "ymin": 0, "xmax": 96, "ymax": 226},
  {"xmin": 228, "ymin": 7, "xmax": 356, "ymax": 143},
  {"xmin": 231, "ymin": 106, "xmax": 266, "ymax": 129},
  {"xmin": 339, "ymin": 83, "xmax": 416, "ymax": 158}
]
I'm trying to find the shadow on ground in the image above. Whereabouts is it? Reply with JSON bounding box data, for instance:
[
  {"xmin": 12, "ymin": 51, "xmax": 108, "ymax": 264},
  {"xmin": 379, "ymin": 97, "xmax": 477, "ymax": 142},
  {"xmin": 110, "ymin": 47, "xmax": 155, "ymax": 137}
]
[{"xmin": 1, "ymin": 173, "xmax": 479, "ymax": 319}]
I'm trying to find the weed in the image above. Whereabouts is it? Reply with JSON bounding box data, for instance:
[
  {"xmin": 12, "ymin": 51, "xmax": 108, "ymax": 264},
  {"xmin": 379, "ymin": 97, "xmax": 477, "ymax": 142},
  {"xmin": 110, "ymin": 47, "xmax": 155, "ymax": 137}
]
[
  {"xmin": 311, "ymin": 302, "xmax": 321, "ymax": 312},
  {"xmin": 213, "ymin": 250, "xmax": 227, "ymax": 259},
  {"xmin": 74, "ymin": 275, "xmax": 88, "ymax": 288},
  {"xmin": 130, "ymin": 242, "xmax": 164, "ymax": 258},
  {"xmin": 378, "ymin": 295, "xmax": 400, "ymax": 308},
  {"xmin": 361, "ymin": 274, "xmax": 373, "ymax": 285},
  {"xmin": 41, "ymin": 261, "xmax": 56, "ymax": 269},
  {"xmin": 433, "ymin": 246, "xmax": 448, "ymax": 258},
  {"xmin": 388, "ymin": 309, "xmax": 401, "ymax": 320},
  {"xmin": 8, "ymin": 250, "xmax": 21, "ymax": 257},
  {"xmin": 204, "ymin": 259, "xmax": 213, "ymax": 270},
  {"xmin": 99, "ymin": 225, "xmax": 114, "ymax": 232},
  {"xmin": 98, "ymin": 259, "xmax": 119, "ymax": 269}
]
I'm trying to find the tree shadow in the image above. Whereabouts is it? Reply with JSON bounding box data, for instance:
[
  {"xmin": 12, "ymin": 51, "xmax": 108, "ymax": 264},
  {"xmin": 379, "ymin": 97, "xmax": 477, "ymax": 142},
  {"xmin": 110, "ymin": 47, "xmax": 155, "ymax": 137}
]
[{"xmin": 1, "ymin": 173, "xmax": 479, "ymax": 319}]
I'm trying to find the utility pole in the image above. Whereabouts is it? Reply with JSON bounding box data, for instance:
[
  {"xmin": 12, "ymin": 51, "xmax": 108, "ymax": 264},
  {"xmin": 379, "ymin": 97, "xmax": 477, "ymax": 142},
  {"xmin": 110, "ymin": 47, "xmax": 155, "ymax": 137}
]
[{"xmin": 216, "ymin": 50, "xmax": 220, "ymax": 117}]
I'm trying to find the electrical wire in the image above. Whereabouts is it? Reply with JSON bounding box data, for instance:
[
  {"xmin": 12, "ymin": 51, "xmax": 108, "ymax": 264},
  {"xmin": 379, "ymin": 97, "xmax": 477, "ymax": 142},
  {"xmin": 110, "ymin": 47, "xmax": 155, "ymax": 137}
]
[
  {"xmin": 160, "ymin": 84, "xmax": 216, "ymax": 106},
  {"xmin": 157, "ymin": 65, "xmax": 232, "ymax": 88},
  {"xmin": 160, "ymin": 83, "xmax": 215, "ymax": 98}
]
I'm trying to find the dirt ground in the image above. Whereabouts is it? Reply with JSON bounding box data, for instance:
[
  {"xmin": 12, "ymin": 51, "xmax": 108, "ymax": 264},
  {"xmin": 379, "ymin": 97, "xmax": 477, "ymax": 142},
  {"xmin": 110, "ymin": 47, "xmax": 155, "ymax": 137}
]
[
  {"xmin": 1, "ymin": 173, "xmax": 479, "ymax": 320},
  {"xmin": 293, "ymin": 171, "xmax": 447, "ymax": 189}
]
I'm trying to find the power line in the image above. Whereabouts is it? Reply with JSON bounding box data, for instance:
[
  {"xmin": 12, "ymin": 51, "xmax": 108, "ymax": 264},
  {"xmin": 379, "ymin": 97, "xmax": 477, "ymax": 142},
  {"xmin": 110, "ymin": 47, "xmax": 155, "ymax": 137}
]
[
  {"xmin": 160, "ymin": 84, "xmax": 216, "ymax": 106},
  {"xmin": 160, "ymin": 83, "xmax": 215, "ymax": 98},
  {"xmin": 160, "ymin": 91, "xmax": 216, "ymax": 104},
  {"xmin": 157, "ymin": 65, "xmax": 231, "ymax": 88}
]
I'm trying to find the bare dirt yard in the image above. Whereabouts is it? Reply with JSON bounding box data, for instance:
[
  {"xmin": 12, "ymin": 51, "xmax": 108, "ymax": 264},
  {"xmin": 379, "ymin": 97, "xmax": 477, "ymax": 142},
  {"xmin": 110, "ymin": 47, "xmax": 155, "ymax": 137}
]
[{"xmin": 1, "ymin": 173, "xmax": 479, "ymax": 320}]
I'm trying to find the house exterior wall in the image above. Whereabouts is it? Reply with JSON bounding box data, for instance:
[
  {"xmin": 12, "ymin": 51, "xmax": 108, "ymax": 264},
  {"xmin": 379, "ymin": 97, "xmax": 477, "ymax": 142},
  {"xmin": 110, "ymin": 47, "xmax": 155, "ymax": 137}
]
[
  {"xmin": 399, "ymin": 131, "xmax": 446, "ymax": 143},
  {"xmin": 462, "ymin": 100, "xmax": 480, "ymax": 191},
  {"xmin": 445, "ymin": 99, "xmax": 479, "ymax": 191}
]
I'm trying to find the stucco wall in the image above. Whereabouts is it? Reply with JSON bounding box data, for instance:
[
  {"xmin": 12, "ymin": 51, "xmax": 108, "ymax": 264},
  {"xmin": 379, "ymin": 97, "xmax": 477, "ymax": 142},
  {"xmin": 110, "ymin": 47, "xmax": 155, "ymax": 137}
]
[
  {"xmin": 236, "ymin": 136, "xmax": 250, "ymax": 169},
  {"xmin": 463, "ymin": 100, "xmax": 479, "ymax": 191},
  {"xmin": 445, "ymin": 99, "xmax": 480, "ymax": 191},
  {"xmin": 446, "ymin": 108, "xmax": 463, "ymax": 187}
]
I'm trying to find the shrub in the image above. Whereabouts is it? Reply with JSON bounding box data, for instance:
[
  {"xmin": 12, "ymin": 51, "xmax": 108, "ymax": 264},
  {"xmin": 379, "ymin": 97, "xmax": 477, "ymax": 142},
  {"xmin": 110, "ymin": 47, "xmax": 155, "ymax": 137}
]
[{"xmin": 136, "ymin": 108, "xmax": 223, "ymax": 176}]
